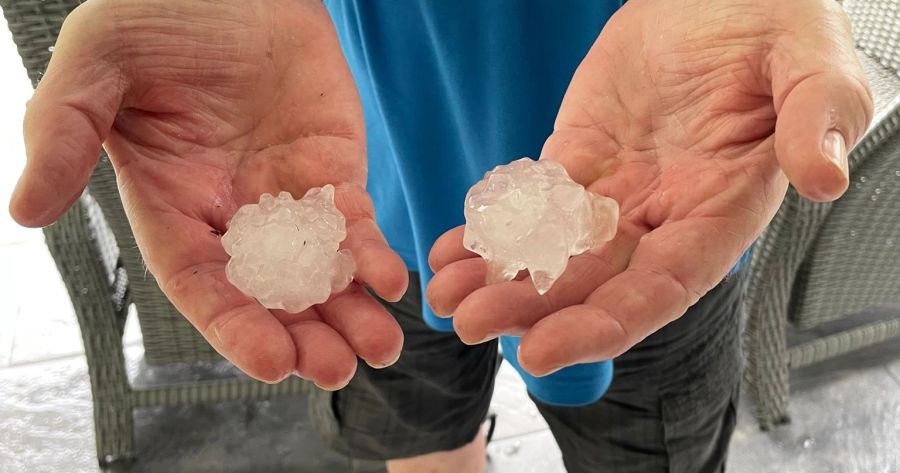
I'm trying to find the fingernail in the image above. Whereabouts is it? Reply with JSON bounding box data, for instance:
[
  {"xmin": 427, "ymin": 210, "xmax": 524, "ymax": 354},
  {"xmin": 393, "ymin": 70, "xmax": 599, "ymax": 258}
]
[
  {"xmin": 365, "ymin": 350, "xmax": 402, "ymax": 369},
  {"xmin": 516, "ymin": 345, "xmax": 563, "ymax": 377},
  {"xmin": 432, "ymin": 309, "xmax": 453, "ymax": 319},
  {"xmin": 822, "ymin": 130, "xmax": 847, "ymax": 177},
  {"xmin": 315, "ymin": 380, "xmax": 351, "ymax": 391},
  {"xmin": 313, "ymin": 381, "xmax": 333, "ymax": 391},
  {"xmin": 265, "ymin": 370, "xmax": 292, "ymax": 385},
  {"xmin": 467, "ymin": 332, "xmax": 498, "ymax": 345}
]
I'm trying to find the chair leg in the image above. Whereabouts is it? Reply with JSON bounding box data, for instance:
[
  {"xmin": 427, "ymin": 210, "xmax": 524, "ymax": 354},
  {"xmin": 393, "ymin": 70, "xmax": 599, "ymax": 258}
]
[
  {"xmin": 94, "ymin": 391, "xmax": 136, "ymax": 466},
  {"xmin": 43, "ymin": 202, "xmax": 136, "ymax": 464},
  {"xmin": 744, "ymin": 280, "xmax": 792, "ymax": 430},
  {"xmin": 752, "ymin": 338, "xmax": 791, "ymax": 431}
]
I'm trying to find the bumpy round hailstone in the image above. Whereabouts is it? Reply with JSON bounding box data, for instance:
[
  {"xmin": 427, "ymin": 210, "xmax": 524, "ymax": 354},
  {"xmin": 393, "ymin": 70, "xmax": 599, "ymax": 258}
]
[
  {"xmin": 221, "ymin": 185, "xmax": 355, "ymax": 313},
  {"xmin": 464, "ymin": 158, "xmax": 619, "ymax": 295}
]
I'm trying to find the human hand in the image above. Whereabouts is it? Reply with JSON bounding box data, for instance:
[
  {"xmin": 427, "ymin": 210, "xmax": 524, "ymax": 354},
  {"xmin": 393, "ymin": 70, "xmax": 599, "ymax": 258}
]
[
  {"xmin": 9, "ymin": 0, "xmax": 407, "ymax": 388},
  {"xmin": 427, "ymin": 0, "xmax": 872, "ymax": 376}
]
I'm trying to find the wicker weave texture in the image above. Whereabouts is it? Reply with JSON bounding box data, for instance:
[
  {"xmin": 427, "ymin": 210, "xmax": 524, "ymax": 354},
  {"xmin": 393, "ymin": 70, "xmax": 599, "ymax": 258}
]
[
  {"xmin": 792, "ymin": 114, "xmax": 900, "ymax": 327},
  {"xmin": 744, "ymin": 0, "xmax": 900, "ymax": 429},
  {"xmin": 43, "ymin": 197, "xmax": 136, "ymax": 462},
  {"xmin": 89, "ymin": 157, "xmax": 221, "ymax": 364},
  {"xmin": 1, "ymin": 0, "xmax": 309, "ymax": 463},
  {"xmin": 789, "ymin": 318, "xmax": 900, "ymax": 368},
  {"xmin": 0, "ymin": 0, "xmax": 76, "ymax": 86},
  {"xmin": 790, "ymin": 0, "xmax": 900, "ymax": 326},
  {"xmin": 845, "ymin": 0, "xmax": 900, "ymax": 74}
]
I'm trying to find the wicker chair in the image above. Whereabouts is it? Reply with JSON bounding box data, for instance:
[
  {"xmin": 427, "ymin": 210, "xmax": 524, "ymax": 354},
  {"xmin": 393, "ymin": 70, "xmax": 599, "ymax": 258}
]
[
  {"xmin": 744, "ymin": 0, "xmax": 900, "ymax": 430},
  {"xmin": 1, "ymin": 0, "xmax": 310, "ymax": 465}
]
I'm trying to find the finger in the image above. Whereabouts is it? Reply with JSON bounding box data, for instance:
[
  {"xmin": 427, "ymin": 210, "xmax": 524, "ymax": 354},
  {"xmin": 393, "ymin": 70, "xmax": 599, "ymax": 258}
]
[
  {"xmin": 286, "ymin": 318, "xmax": 358, "ymax": 390},
  {"xmin": 426, "ymin": 257, "xmax": 488, "ymax": 317},
  {"xmin": 317, "ymin": 284, "xmax": 404, "ymax": 368},
  {"xmin": 335, "ymin": 185, "xmax": 409, "ymax": 302},
  {"xmin": 770, "ymin": 0, "xmax": 873, "ymax": 202},
  {"xmin": 169, "ymin": 260, "xmax": 298, "ymax": 383},
  {"xmin": 428, "ymin": 225, "xmax": 477, "ymax": 272},
  {"xmin": 450, "ymin": 232, "xmax": 638, "ymax": 344},
  {"xmin": 517, "ymin": 217, "xmax": 744, "ymax": 376},
  {"xmin": 10, "ymin": 5, "xmax": 124, "ymax": 227},
  {"xmin": 118, "ymin": 179, "xmax": 296, "ymax": 383}
]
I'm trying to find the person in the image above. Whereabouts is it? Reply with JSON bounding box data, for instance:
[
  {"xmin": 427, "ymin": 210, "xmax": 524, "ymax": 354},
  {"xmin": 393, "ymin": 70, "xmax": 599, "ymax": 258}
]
[{"xmin": 9, "ymin": 0, "xmax": 872, "ymax": 472}]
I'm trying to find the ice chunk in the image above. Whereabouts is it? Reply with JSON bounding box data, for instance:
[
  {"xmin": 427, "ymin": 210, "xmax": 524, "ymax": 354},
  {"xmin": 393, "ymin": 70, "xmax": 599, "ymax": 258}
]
[
  {"xmin": 464, "ymin": 158, "xmax": 618, "ymax": 294},
  {"xmin": 221, "ymin": 185, "xmax": 355, "ymax": 312}
]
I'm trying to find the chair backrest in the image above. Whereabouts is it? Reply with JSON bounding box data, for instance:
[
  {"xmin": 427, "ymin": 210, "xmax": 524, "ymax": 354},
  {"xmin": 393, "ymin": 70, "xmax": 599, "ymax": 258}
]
[
  {"xmin": 787, "ymin": 0, "xmax": 900, "ymax": 327},
  {"xmin": 89, "ymin": 158, "xmax": 221, "ymax": 364},
  {"xmin": 844, "ymin": 0, "xmax": 900, "ymax": 74},
  {"xmin": 2, "ymin": 0, "xmax": 220, "ymax": 364}
]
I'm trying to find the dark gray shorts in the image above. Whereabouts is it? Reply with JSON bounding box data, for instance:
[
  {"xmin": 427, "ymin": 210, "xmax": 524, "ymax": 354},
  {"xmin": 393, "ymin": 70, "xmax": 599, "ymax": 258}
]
[{"xmin": 309, "ymin": 269, "xmax": 747, "ymax": 473}]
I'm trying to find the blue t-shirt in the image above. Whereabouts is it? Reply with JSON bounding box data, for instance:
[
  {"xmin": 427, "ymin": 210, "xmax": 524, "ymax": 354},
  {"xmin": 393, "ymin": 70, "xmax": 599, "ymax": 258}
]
[
  {"xmin": 324, "ymin": 1, "xmax": 746, "ymax": 406},
  {"xmin": 325, "ymin": 0, "xmax": 622, "ymax": 324}
]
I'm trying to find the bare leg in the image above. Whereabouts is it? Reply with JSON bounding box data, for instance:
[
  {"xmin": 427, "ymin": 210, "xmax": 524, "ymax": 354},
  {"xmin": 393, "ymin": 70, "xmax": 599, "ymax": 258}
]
[{"xmin": 387, "ymin": 430, "xmax": 486, "ymax": 473}]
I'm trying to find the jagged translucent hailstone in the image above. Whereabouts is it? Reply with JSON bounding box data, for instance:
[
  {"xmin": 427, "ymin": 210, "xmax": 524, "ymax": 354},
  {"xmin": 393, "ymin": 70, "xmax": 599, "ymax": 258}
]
[
  {"xmin": 221, "ymin": 185, "xmax": 355, "ymax": 313},
  {"xmin": 464, "ymin": 158, "xmax": 619, "ymax": 295}
]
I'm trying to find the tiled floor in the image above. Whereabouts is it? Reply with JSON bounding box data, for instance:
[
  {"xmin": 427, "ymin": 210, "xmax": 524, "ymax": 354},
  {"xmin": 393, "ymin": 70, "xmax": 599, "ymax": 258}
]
[{"xmin": 2, "ymin": 15, "xmax": 900, "ymax": 473}]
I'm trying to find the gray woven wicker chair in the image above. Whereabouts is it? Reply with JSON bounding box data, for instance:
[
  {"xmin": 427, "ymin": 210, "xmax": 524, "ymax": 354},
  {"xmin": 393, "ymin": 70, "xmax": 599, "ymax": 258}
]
[
  {"xmin": 1, "ymin": 0, "xmax": 310, "ymax": 465},
  {"xmin": 744, "ymin": 0, "xmax": 900, "ymax": 430}
]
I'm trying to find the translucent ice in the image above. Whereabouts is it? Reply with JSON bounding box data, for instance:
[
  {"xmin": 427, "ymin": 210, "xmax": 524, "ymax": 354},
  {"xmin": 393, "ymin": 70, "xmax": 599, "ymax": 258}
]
[
  {"xmin": 221, "ymin": 185, "xmax": 355, "ymax": 312},
  {"xmin": 464, "ymin": 158, "xmax": 618, "ymax": 294}
]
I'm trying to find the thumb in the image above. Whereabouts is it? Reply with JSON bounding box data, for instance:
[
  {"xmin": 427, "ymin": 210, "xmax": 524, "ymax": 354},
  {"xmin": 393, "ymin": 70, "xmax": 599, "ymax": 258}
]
[
  {"xmin": 9, "ymin": 5, "xmax": 124, "ymax": 227},
  {"xmin": 770, "ymin": 0, "xmax": 873, "ymax": 203}
]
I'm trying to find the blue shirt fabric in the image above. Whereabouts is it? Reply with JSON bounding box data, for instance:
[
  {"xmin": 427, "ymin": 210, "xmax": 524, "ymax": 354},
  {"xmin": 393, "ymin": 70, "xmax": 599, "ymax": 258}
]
[
  {"xmin": 324, "ymin": 1, "xmax": 746, "ymax": 406},
  {"xmin": 325, "ymin": 0, "xmax": 623, "ymax": 328}
]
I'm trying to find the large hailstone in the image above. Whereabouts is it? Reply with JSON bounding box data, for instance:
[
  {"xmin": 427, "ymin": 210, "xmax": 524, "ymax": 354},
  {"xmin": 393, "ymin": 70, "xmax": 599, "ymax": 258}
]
[
  {"xmin": 464, "ymin": 158, "xmax": 619, "ymax": 295},
  {"xmin": 221, "ymin": 185, "xmax": 355, "ymax": 313}
]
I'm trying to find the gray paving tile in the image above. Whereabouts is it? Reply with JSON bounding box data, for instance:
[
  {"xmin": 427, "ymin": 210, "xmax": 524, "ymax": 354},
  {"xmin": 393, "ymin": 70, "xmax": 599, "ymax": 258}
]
[
  {"xmin": 487, "ymin": 431, "xmax": 565, "ymax": 473},
  {"xmin": 0, "ymin": 305, "xmax": 16, "ymax": 367},
  {"xmin": 0, "ymin": 354, "xmax": 97, "ymax": 473},
  {"xmin": 729, "ymin": 361, "xmax": 900, "ymax": 473},
  {"xmin": 3, "ymin": 241, "xmax": 84, "ymax": 365},
  {"xmin": 0, "ymin": 347, "xmax": 385, "ymax": 473},
  {"xmin": 0, "ymin": 239, "xmax": 142, "ymax": 369},
  {"xmin": 3, "ymin": 337, "xmax": 900, "ymax": 473},
  {"xmin": 886, "ymin": 352, "xmax": 900, "ymax": 387},
  {"xmin": 121, "ymin": 399, "xmax": 383, "ymax": 473},
  {"xmin": 489, "ymin": 361, "xmax": 549, "ymax": 441}
]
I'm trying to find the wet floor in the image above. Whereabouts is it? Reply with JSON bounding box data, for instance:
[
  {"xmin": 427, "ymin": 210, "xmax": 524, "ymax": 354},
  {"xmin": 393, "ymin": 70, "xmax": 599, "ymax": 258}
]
[{"xmin": 2, "ymin": 15, "xmax": 899, "ymax": 473}]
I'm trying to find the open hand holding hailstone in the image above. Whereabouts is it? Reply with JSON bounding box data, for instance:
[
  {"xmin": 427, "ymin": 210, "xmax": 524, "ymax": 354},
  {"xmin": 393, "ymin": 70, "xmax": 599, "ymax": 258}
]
[
  {"xmin": 221, "ymin": 185, "xmax": 355, "ymax": 313},
  {"xmin": 464, "ymin": 158, "xmax": 619, "ymax": 295}
]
